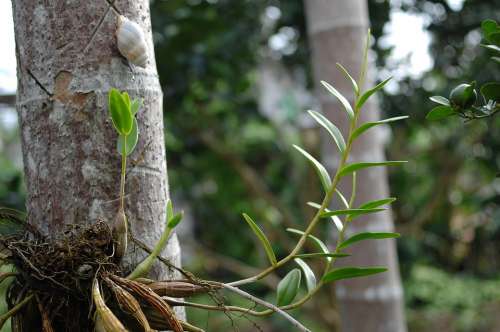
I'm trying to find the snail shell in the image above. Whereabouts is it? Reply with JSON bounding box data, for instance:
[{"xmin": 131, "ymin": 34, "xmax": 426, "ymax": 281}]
[{"xmin": 116, "ymin": 15, "xmax": 148, "ymax": 68}]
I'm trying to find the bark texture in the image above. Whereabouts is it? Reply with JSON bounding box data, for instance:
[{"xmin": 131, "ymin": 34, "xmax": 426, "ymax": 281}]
[
  {"xmin": 304, "ymin": 1, "xmax": 407, "ymax": 331},
  {"xmin": 12, "ymin": 0, "xmax": 182, "ymax": 300}
]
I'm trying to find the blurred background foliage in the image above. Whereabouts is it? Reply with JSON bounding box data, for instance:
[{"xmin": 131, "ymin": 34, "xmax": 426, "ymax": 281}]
[{"xmin": 1, "ymin": 0, "xmax": 500, "ymax": 331}]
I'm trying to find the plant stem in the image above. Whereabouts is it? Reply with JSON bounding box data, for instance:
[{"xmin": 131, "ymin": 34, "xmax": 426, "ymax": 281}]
[
  {"xmin": 119, "ymin": 143, "xmax": 127, "ymax": 212},
  {"xmin": 229, "ymin": 99, "xmax": 362, "ymax": 287}
]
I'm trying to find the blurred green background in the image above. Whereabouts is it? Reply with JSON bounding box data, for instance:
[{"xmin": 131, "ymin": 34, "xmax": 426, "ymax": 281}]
[{"xmin": 1, "ymin": 0, "xmax": 500, "ymax": 331}]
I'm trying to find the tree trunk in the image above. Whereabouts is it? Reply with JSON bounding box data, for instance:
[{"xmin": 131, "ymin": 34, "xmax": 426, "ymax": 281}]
[
  {"xmin": 304, "ymin": 1, "xmax": 406, "ymax": 331},
  {"xmin": 12, "ymin": 0, "xmax": 182, "ymax": 313}
]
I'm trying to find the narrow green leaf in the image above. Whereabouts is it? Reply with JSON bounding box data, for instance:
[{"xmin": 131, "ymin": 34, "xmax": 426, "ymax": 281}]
[
  {"xmin": 130, "ymin": 98, "xmax": 143, "ymax": 116},
  {"xmin": 117, "ymin": 118, "xmax": 139, "ymax": 156},
  {"xmin": 429, "ymin": 96, "xmax": 450, "ymax": 106},
  {"xmin": 336, "ymin": 63, "xmax": 359, "ymax": 95},
  {"xmin": 167, "ymin": 212, "xmax": 183, "ymax": 229},
  {"xmin": 352, "ymin": 116, "xmax": 408, "ymax": 140},
  {"xmin": 480, "ymin": 82, "xmax": 500, "ymax": 102},
  {"xmin": 109, "ymin": 88, "xmax": 133, "ymax": 135},
  {"xmin": 321, "ymin": 80, "xmax": 354, "ymax": 119},
  {"xmin": 321, "ymin": 208, "xmax": 385, "ymax": 218},
  {"xmin": 339, "ymin": 232, "xmax": 400, "ymax": 250},
  {"xmin": 307, "ymin": 202, "xmax": 343, "ymax": 231},
  {"xmin": 356, "ymin": 77, "xmax": 392, "ymax": 110},
  {"xmin": 322, "ymin": 267, "xmax": 388, "ymax": 283},
  {"xmin": 294, "ymin": 253, "xmax": 350, "ymax": 259},
  {"xmin": 121, "ymin": 91, "xmax": 131, "ymax": 109},
  {"xmin": 166, "ymin": 200, "xmax": 174, "ymax": 222},
  {"xmin": 293, "ymin": 145, "xmax": 331, "ymax": 193},
  {"xmin": 335, "ymin": 189, "xmax": 349, "ymax": 209},
  {"xmin": 358, "ymin": 197, "xmax": 396, "ymax": 210},
  {"xmin": 482, "ymin": 44, "xmax": 500, "ymax": 53},
  {"xmin": 339, "ymin": 161, "xmax": 407, "ymax": 177},
  {"xmin": 243, "ymin": 213, "xmax": 277, "ymax": 266},
  {"xmin": 277, "ymin": 269, "xmax": 301, "ymax": 306},
  {"xmin": 294, "ymin": 258, "xmax": 317, "ymax": 293},
  {"xmin": 426, "ymin": 106, "xmax": 455, "ymax": 121},
  {"xmin": 308, "ymin": 110, "xmax": 346, "ymax": 153},
  {"xmin": 287, "ymin": 228, "xmax": 332, "ymax": 262}
]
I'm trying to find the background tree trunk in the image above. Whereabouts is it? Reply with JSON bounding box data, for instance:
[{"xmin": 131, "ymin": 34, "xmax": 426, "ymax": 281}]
[
  {"xmin": 11, "ymin": 0, "xmax": 182, "ymax": 311},
  {"xmin": 304, "ymin": 1, "xmax": 406, "ymax": 331}
]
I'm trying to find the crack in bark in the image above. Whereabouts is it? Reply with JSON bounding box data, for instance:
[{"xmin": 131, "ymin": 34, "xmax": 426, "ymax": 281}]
[{"xmin": 26, "ymin": 69, "xmax": 53, "ymax": 96}]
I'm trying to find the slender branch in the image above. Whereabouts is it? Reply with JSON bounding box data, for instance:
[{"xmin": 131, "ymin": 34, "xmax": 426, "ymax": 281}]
[
  {"xmin": 119, "ymin": 141, "xmax": 127, "ymax": 212},
  {"xmin": 215, "ymin": 282, "xmax": 311, "ymax": 332}
]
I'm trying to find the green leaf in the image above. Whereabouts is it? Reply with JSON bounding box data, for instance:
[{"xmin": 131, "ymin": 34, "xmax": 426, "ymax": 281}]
[
  {"xmin": 294, "ymin": 258, "xmax": 317, "ymax": 293},
  {"xmin": 167, "ymin": 212, "xmax": 183, "ymax": 229},
  {"xmin": 426, "ymin": 106, "xmax": 456, "ymax": 121},
  {"xmin": 480, "ymin": 82, "xmax": 500, "ymax": 102},
  {"xmin": 294, "ymin": 253, "xmax": 350, "ymax": 259},
  {"xmin": 358, "ymin": 197, "xmax": 396, "ymax": 210},
  {"xmin": 338, "ymin": 232, "xmax": 400, "ymax": 250},
  {"xmin": 429, "ymin": 96, "xmax": 450, "ymax": 106},
  {"xmin": 109, "ymin": 88, "xmax": 133, "ymax": 135},
  {"xmin": 321, "ymin": 208, "xmax": 385, "ymax": 218},
  {"xmin": 335, "ymin": 189, "xmax": 349, "ymax": 209},
  {"xmin": 351, "ymin": 116, "xmax": 408, "ymax": 140},
  {"xmin": 356, "ymin": 77, "xmax": 392, "ymax": 110},
  {"xmin": 243, "ymin": 213, "xmax": 277, "ymax": 266},
  {"xmin": 276, "ymin": 269, "xmax": 301, "ymax": 306},
  {"xmin": 121, "ymin": 91, "xmax": 131, "ymax": 109},
  {"xmin": 338, "ymin": 161, "xmax": 407, "ymax": 177},
  {"xmin": 117, "ymin": 118, "xmax": 139, "ymax": 156},
  {"xmin": 307, "ymin": 202, "xmax": 343, "ymax": 231},
  {"xmin": 322, "ymin": 267, "xmax": 388, "ymax": 283},
  {"xmin": 287, "ymin": 228, "xmax": 332, "ymax": 262},
  {"xmin": 166, "ymin": 200, "xmax": 174, "ymax": 222},
  {"xmin": 482, "ymin": 44, "xmax": 500, "ymax": 53},
  {"xmin": 0, "ymin": 208, "xmax": 26, "ymax": 236},
  {"xmin": 321, "ymin": 80, "xmax": 354, "ymax": 119},
  {"xmin": 131, "ymin": 99, "xmax": 142, "ymax": 116},
  {"xmin": 293, "ymin": 145, "xmax": 331, "ymax": 193},
  {"xmin": 308, "ymin": 110, "xmax": 346, "ymax": 153},
  {"xmin": 482, "ymin": 20, "xmax": 498, "ymax": 37},
  {"xmin": 336, "ymin": 63, "xmax": 359, "ymax": 96}
]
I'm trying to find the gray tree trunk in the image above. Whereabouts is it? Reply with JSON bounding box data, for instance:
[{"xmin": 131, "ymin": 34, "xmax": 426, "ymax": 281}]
[
  {"xmin": 304, "ymin": 1, "xmax": 406, "ymax": 331},
  {"xmin": 11, "ymin": 0, "xmax": 182, "ymax": 301}
]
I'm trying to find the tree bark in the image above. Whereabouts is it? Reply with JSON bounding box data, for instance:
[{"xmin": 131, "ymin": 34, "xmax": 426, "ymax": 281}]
[
  {"xmin": 304, "ymin": 1, "xmax": 406, "ymax": 331},
  {"xmin": 11, "ymin": 0, "xmax": 182, "ymax": 308}
]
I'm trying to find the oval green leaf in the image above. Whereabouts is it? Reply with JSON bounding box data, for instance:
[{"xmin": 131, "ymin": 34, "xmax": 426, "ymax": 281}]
[
  {"xmin": 322, "ymin": 267, "xmax": 388, "ymax": 283},
  {"xmin": 277, "ymin": 269, "xmax": 301, "ymax": 306},
  {"xmin": 356, "ymin": 77, "xmax": 392, "ymax": 110},
  {"xmin": 293, "ymin": 145, "xmax": 331, "ymax": 193},
  {"xmin": 308, "ymin": 110, "xmax": 346, "ymax": 153},
  {"xmin": 167, "ymin": 212, "xmax": 183, "ymax": 229},
  {"xmin": 321, "ymin": 80, "xmax": 354, "ymax": 119},
  {"xmin": 243, "ymin": 213, "xmax": 277, "ymax": 266},
  {"xmin": 109, "ymin": 88, "xmax": 133, "ymax": 135},
  {"xmin": 352, "ymin": 116, "xmax": 408, "ymax": 141},
  {"xmin": 339, "ymin": 232, "xmax": 400, "ymax": 250},
  {"xmin": 338, "ymin": 161, "xmax": 407, "ymax": 177},
  {"xmin": 117, "ymin": 118, "xmax": 139, "ymax": 156},
  {"xmin": 131, "ymin": 98, "xmax": 143, "ymax": 116},
  {"xmin": 426, "ymin": 106, "xmax": 455, "ymax": 121}
]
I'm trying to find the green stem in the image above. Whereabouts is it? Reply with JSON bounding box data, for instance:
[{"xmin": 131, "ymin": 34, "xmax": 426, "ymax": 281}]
[{"xmin": 119, "ymin": 142, "xmax": 127, "ymax": 212}]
